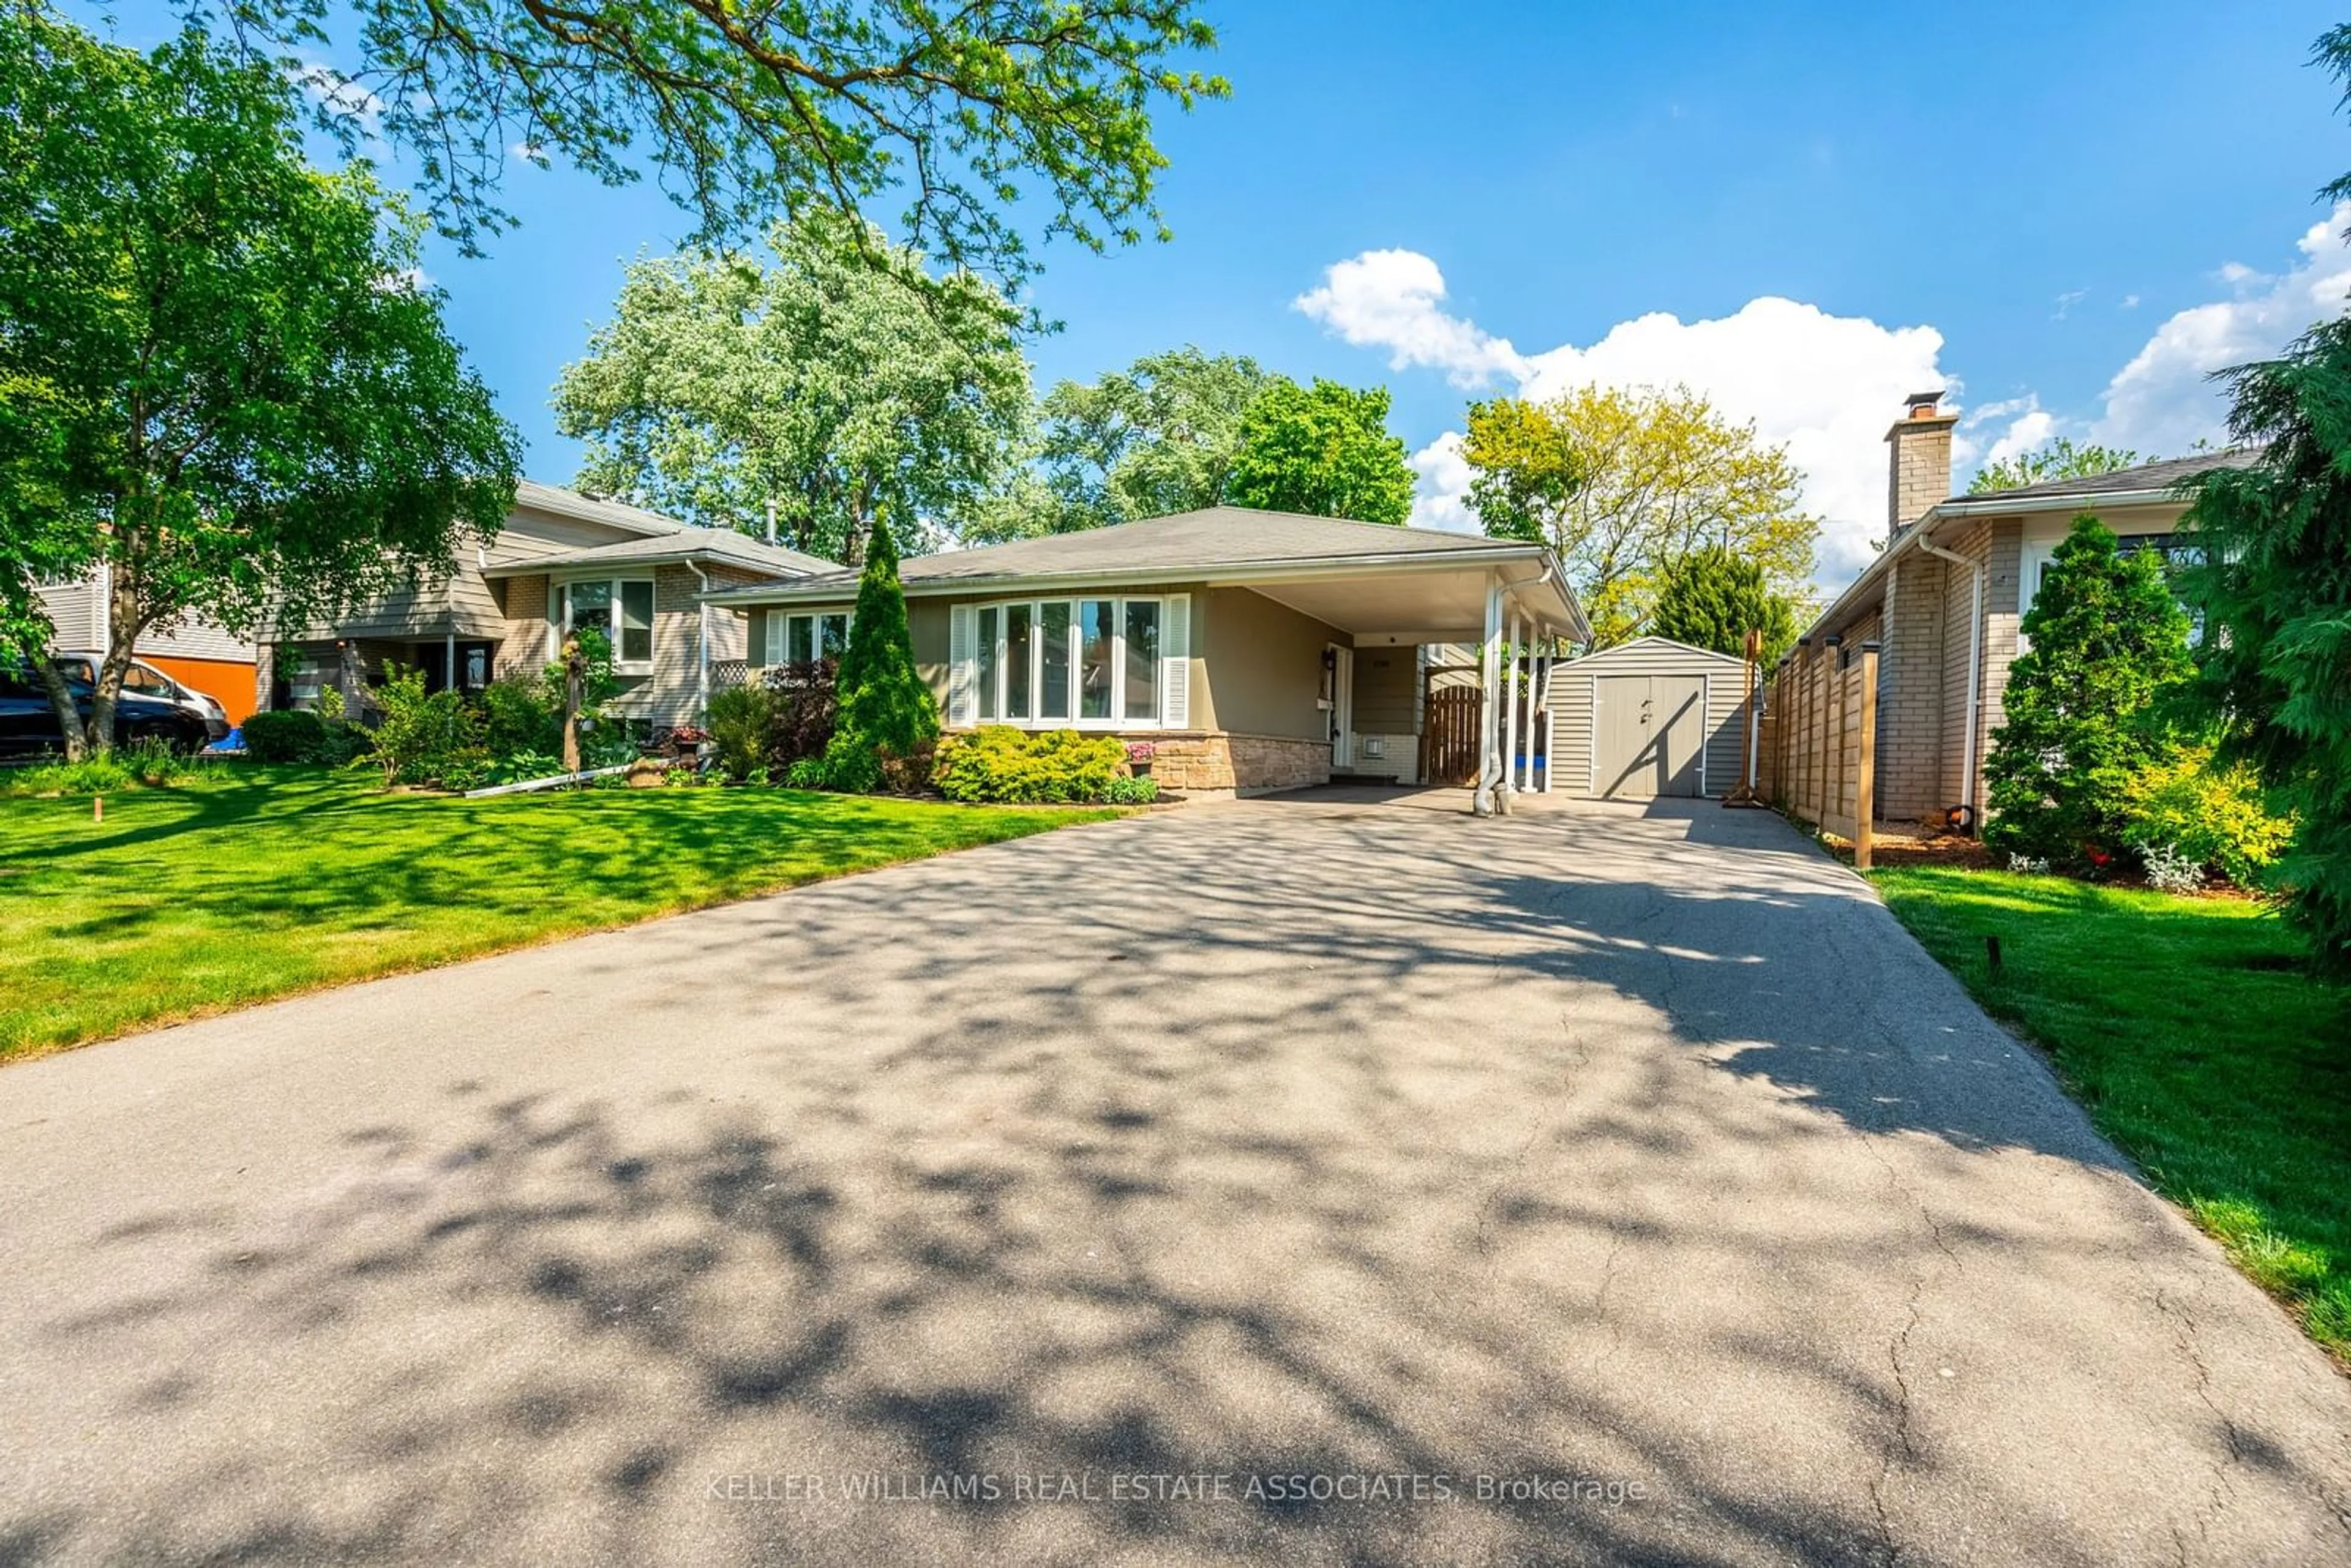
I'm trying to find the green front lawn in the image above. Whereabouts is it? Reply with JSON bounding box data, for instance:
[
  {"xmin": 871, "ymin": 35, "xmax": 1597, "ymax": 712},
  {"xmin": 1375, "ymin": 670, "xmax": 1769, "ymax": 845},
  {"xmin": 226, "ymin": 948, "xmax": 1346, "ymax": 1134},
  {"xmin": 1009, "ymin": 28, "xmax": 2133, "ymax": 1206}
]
[
  {"xmin": 1873, "ymin": 866, "xmax": 2351, "ymax": 1360},
  {"xmin": 1, "ymin": 765, "xmax": 1111, "ymax": 1059}
]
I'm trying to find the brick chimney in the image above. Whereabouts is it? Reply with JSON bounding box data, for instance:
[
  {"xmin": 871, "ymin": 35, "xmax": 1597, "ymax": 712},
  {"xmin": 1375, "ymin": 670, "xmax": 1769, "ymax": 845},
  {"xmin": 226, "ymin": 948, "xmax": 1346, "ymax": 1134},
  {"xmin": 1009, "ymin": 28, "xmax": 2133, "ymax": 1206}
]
[{"xmin": 1885, "ymin": 390, "xmax": 1957, "ymax": 544}]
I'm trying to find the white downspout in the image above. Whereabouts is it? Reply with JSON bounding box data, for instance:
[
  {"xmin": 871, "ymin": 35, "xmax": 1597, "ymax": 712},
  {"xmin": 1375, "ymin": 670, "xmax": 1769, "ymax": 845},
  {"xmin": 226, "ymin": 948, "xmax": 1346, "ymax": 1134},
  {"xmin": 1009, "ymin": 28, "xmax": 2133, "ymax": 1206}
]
[{"xmin": 1919, "ymin": 540, "xmax": 1984, "ymax": 825}]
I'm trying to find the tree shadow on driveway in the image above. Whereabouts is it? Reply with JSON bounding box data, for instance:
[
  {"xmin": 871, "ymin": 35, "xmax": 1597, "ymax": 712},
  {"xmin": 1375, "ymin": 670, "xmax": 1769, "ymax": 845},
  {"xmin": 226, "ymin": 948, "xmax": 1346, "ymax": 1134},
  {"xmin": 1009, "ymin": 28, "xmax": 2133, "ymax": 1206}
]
[{"xmin": 4, "ymin": 797, "xmax": 2347, "ymax": 1566}]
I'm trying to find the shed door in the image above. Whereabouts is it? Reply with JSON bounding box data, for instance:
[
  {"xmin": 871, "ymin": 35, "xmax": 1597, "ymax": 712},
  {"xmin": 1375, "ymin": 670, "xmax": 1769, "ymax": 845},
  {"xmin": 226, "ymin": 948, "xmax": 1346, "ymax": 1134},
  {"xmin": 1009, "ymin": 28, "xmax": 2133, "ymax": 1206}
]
[{"xmin": 1595, "ymin": 673, "xmax": 1706, "ymax": 798}]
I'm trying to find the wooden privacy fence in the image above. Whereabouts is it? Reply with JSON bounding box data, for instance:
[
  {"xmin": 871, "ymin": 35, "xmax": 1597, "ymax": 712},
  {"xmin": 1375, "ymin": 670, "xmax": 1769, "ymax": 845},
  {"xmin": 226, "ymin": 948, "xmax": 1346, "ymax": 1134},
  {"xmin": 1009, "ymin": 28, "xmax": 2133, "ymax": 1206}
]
[
  {"xmin": 1423, "ymin": 683, "xmax": 1484, "ymax": 787},
  {"xmin": 1757, "ymin": 636, "xmax": 1881, "ymax": 868}
]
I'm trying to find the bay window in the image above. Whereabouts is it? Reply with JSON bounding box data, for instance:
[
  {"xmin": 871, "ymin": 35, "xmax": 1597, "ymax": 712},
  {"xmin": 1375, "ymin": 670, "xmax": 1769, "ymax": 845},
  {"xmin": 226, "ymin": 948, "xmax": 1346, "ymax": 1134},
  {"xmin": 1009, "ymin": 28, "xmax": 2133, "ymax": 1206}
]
[
  {"xmin": 967, "ymin": 595, "xmax": 1168, "ymax": 727},
  {"xmin": 561, "ymin": 577, "xmax": 655, "ymax": 671},
  {"xmin": 763, "ymin": 609, "xmax": 850, "ymax": 665}
]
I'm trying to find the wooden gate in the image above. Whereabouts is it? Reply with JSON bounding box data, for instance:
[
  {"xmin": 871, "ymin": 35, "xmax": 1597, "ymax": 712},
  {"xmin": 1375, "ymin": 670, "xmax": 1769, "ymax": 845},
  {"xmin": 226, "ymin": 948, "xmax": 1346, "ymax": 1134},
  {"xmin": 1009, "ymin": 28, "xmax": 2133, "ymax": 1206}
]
[{"xmin": 1423, "ymin": 684, "xmax": 1484, "ymax": 786}]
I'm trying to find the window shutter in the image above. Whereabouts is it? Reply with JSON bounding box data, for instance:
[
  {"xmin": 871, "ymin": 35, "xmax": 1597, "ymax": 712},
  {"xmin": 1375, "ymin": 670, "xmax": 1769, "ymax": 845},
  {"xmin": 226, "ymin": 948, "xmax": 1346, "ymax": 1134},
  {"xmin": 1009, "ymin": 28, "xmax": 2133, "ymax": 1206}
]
[
  {"xmin": 1160, "ymin": 593, "xmax": 1191, "ymax": 729},
  {"xmin": 947, "ymin": 603, "xmax": 977, "ymax": 727}
]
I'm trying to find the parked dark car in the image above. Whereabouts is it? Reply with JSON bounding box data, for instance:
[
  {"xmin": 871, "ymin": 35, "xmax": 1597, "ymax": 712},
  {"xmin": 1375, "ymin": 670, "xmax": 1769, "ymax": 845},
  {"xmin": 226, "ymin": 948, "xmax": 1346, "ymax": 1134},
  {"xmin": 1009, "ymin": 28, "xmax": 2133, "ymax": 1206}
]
[
  {"xmin": 50, "ymin": 652, "xmax": 232, "ymax": 742},
  {"xmin": 0, "ymin": 663, "xmax": 214, "ymax": 757}
]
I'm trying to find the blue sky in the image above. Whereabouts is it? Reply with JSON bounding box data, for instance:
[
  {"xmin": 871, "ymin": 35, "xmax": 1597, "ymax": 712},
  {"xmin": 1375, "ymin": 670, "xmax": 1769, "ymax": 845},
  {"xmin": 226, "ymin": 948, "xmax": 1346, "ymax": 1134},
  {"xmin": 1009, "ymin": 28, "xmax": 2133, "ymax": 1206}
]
[{"xmin": 90, "ymin": 0, "xmax": 2351, "ymax": 587}]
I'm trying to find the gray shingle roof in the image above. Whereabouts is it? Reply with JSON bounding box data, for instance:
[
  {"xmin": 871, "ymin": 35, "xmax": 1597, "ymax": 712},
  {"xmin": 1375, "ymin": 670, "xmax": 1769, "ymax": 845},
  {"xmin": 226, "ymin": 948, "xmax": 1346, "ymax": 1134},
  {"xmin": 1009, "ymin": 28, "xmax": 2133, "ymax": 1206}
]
[
  {"xmin": 707, "ymin": 506, "xmax": 1530, "ymax": 600},
  {"xmin": 1959, "ymin": 448, "xmax": 2262, "ymax": 506},
  {"xmin": 512, "ymin": 480, "xmax": 702, "ymax": 537},
  {"xmin": 497, "ymin": 527, "xmax": 838, "ymax": 577}
]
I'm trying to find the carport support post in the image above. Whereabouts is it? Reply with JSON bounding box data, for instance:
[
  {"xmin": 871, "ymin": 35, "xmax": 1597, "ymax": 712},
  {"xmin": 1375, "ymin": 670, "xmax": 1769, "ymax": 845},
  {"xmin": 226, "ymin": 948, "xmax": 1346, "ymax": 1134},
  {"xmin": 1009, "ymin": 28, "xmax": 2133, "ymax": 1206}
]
[
  {"xmin": 1501, "ymin": 613, "xmax": 1522, "ymax": 806},
  {"xmin": 1474, "ymin": 580, "xmax": 1504, "ymax": 815},
  {"xmin": 1520, "ymin": 637, "xmax": 1540, "ymax": 793},
  {"xmin": 1854, "ymin": 641, "xmax": 1880, "ymax": 870},
  {"xmin": 1537, "ymin": 648, "xmax": 1554, "ymax": 792}
]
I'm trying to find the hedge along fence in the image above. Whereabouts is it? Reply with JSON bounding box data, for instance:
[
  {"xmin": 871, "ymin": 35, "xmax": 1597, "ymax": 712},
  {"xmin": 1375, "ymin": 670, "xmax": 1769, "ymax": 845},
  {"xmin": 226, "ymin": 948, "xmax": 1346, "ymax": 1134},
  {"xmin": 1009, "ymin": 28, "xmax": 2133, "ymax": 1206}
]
[{"xmin": 1758, "ymin": 634, "xmax": 1881, "ymax": 868}]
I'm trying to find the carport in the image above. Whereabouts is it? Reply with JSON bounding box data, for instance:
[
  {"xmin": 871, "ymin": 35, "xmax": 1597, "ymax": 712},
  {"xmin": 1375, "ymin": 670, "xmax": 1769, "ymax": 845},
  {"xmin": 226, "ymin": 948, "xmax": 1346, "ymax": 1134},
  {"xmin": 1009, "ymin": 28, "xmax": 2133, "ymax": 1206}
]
[{"xmin": 1244, "ymin": 553, "xmax": 1587, "ymax": 814}]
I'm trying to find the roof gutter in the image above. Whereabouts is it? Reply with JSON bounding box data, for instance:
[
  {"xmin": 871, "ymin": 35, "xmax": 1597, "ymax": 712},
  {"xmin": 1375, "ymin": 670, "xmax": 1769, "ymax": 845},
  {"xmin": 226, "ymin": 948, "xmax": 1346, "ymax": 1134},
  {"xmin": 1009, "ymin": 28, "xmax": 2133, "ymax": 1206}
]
[
  {"xmin": 1793, "ymin": 482, "xmax": 2197, "ymax": 661},
  {"xmin": 1921, "ymin": 484, "xmax": 2191, "ymax": 519},
  {"xmin": 696, "ymin": 544, "xmax": 1561, "ymax": 606}
]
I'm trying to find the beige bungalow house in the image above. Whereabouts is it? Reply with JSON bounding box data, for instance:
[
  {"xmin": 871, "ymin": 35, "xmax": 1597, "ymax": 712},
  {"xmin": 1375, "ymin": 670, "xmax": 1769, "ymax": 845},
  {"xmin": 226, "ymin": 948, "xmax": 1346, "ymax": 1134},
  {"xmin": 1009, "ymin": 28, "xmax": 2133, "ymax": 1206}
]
[
  {"xmin": 704, "ymin": 506, "xmax": 1588, "ymax": 801},
  {"xmin": 1795, "ymin": 392, "xmax": 2253, "ymax": 830},
  {"xmin": 262, "ymin": 481, "xmax": 835, "ymax": 730}
]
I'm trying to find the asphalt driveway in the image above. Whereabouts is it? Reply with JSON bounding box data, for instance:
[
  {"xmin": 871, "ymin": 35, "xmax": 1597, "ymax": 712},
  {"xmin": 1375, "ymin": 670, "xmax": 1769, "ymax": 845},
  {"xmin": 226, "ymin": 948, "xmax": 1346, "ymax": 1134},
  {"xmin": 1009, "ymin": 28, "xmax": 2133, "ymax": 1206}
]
[{"xmin": 2, "ymin": 794, "xmax": 2346, "ymax": 1566}]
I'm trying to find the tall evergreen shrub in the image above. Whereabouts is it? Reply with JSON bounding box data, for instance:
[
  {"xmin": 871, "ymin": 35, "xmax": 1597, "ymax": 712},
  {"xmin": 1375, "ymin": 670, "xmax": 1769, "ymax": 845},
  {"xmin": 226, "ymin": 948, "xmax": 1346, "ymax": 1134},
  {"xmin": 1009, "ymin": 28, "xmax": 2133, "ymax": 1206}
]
[
  {"xmin": 822, "ymin": 509, "xmax": 939, "ymax": 790},
  {"xmin": 1984, "ymin": 514, "xmax": 2192, "ymax": 869}
]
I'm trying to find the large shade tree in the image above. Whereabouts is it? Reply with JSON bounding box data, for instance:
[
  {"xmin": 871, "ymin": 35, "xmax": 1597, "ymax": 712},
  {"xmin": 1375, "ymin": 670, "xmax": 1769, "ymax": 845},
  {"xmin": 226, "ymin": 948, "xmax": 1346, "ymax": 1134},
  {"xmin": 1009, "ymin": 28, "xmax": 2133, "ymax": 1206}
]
[
  {"xmin": 0, "ymin": 6, "xmax": 520, "ymax": 756},
  {"xmin": 206, "ymin": 0, "xmax": 1224, "ymax": 273},
  {"xmin": 2162, "ymin": 20, "xmax": 2351, "ymax": 971},
  {"xmin": 554, "ymin": 216, "xmax": 1032, "ymax": 566},
  {"xmin": 1223, "ymin": 379, "xmax": 1414, "ymax": 523},
  {"xmin": 1463, "ymin": 386, "xmax": 1818, "ymax": 647},
  {"xmin": 1968, "ymin": 437, "xmax": 2142, "ymax": 495},
  {"xmin": 2182, "ymin": 312, "xmax": 2351, "ymax": 972},
  {"xmin": 1007, "ymin": 347, "xmax": 1281, "ymax": 538}
]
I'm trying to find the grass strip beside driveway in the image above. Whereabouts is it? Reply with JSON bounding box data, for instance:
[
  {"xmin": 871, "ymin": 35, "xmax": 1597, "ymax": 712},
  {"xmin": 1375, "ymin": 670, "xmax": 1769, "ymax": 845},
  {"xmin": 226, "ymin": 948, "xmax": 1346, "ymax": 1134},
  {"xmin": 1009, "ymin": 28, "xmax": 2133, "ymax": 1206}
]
[
  {"xmin": 2, "ymin": 766, "xmax": 1110, "ymax": 1059},
  {"xmin": 1874, "ymin": 865, "xmax": 2351, "ymax": 1361}
]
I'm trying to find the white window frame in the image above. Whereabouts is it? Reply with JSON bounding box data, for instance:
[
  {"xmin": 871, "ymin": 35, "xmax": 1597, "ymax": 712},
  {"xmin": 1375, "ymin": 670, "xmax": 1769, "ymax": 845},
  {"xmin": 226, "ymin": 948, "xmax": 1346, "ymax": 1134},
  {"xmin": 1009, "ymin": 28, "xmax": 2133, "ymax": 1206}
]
[
  {"xmin": 556, "ymin": 574, "xmax": 657, "ymax": 675},
  {"xmin": 969, "ymin": 595, "xmax": 1168, "ymax": 730},
  {"xmin": 763, "ymin": 609, "xmax": 852, "ymax": 666}
]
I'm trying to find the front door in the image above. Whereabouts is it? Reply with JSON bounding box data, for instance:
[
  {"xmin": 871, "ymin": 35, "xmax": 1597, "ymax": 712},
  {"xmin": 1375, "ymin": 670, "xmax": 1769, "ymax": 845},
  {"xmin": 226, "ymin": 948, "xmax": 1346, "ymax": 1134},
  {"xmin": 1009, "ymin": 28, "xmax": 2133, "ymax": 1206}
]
[{"xmin": 1595, "ymin": 673, "xmax": 1706, "ymax": 798}]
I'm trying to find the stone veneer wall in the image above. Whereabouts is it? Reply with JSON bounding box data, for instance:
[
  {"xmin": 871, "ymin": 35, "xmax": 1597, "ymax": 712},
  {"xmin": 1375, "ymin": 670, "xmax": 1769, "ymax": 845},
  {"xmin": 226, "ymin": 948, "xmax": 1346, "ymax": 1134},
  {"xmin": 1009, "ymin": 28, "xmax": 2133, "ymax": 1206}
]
[
  {"xmin": 1228, "ymin": 733, "xmax": 1332, "ymax": 794},
  {"xmin": 1127, "ymin": 730, "xmax": 1333, "ymax": 796}
]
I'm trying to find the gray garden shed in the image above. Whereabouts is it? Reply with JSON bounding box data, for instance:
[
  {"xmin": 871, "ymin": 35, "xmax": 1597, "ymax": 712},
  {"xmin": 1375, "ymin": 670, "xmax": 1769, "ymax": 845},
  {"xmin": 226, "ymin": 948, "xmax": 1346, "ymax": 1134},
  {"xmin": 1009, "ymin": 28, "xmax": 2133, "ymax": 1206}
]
[{"xmin": 1550, "ymin": 636, "xmax": 1752, "ymax": 799}]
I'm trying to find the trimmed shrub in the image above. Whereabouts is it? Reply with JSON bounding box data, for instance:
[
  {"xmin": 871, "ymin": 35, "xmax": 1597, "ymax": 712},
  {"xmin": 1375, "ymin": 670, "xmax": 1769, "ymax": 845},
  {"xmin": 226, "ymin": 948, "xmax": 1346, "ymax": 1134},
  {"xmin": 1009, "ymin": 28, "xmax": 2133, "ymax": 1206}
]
[
  {"xmin": 1102, "ymin": 773, "xmax": 1160, "ymax": 805},
  {"xmin": 362, "ymin": 665, "xmax": 485, "ymax": 789},
  {"xmin": 479, "ymin": 675, "xmax": 561, "ymax": 759},
  {"xmin": 241, "ymin": 708, "xmax": 367, "ymax": 765},
  {"xmin": 932, "ymin": 727, "xmax": 1131, "ymax": 804},
  {"xmin": 706, "ymin": 682, "xmax": 775, "ymax": 782},
  {"xmin": 762, "ymin": 659, "xmax": 839, "ymax": 773},
  {"xmin": 2122, "ymin": 746, "xmax": 2295, "ymax": 888}
]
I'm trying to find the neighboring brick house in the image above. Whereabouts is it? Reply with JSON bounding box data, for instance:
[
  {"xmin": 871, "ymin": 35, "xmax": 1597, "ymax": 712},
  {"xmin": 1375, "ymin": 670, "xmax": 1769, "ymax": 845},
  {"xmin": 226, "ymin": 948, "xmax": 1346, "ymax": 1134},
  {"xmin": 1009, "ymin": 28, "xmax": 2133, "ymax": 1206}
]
[
  {"xmin": 1794, "ymin": 393, "xmax": 2254, "ymax": 830},
  {"xmin": 262, "ymin": 481, "xmax": 835, "ymax": 731},
  {"xmin": 704, "ymin": 506, "xmax": 1587, "ymax": 799}
]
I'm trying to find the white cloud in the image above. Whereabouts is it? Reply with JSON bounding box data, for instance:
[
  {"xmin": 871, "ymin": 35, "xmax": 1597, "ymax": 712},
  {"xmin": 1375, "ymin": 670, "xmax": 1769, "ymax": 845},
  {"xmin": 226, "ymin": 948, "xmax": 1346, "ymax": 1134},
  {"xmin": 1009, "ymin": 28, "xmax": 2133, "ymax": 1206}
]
[
  {"xmin": 2094, "ymin": 203, "xmax": 2351, "ymax": 457},
  {"xmin": 2053, "ymin": 288, "xmax": 2087, "ymax": 320},
  {"xmin": 2120, "ymin": 293, "xmax": 2142, "ymax": 310},
  {"xmin": 1407, "ymin": 432, "xmax": 1475, "ymax": 532},
  {"xmin": 1957, "ymin": 394, "xmax": 2056, "ymax": 472},
  {"xmin": 1292, "ymin": 250, "xmax": 1529, "ymax": 388},
  {"xmin": 293, "ymin": 61, "xmax": 386, "ymax": 135},
  {"xmin": 1297, "ymin": 252, "xmax": 1950, "ymax": 582}
]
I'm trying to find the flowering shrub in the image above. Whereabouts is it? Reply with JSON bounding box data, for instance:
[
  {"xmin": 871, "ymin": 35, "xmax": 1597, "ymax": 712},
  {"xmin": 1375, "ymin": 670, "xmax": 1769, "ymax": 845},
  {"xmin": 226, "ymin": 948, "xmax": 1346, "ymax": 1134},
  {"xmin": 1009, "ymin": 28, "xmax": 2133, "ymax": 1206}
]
[
  {"xmin": 2006, "ymin": 853, "xmax": 2051, "ymax": 875},
  {"xmin": 2121, "ymin": 746, "xmax": 2293, "ymax": 888}
]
